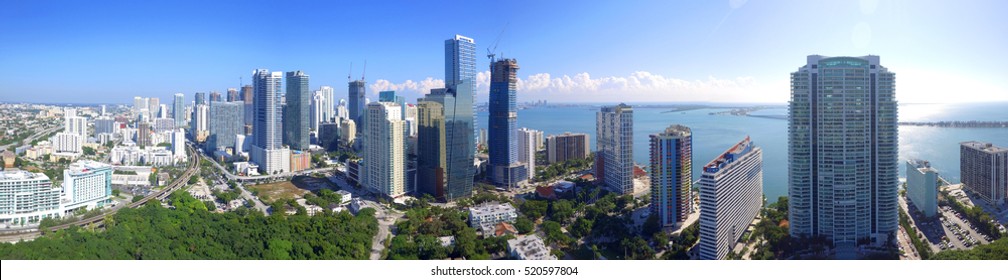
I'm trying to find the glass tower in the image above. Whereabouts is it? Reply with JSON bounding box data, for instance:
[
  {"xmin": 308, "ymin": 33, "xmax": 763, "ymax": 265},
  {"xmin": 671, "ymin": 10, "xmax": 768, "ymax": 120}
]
[
  {"xmin": 173, "ymin": 93, "xmax": 185, "ymax": 127},
  {"xmin": 253, "ymin": 69, "xmax": 283, "ymax": 150},
  {"xmin": 283, "ymin": 70, "xmax": 310, "ymax": 151},
  {"xmin": 445, "ymin": 35, "xmax": 478, "ymax": 153},
  {"xmin": 348, "ymin": 80, "xmax": 366, "ymax": 133},
  {"xmin": 788, "ymin": 55, "xmax": 898, "ymax": 255}
]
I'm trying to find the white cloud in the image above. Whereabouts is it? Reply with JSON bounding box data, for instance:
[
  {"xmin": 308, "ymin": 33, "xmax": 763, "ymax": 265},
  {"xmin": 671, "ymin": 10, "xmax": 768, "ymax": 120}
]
[{"xmin": 369, "ymin": 71, "xmax": 783, "ymax": 103}]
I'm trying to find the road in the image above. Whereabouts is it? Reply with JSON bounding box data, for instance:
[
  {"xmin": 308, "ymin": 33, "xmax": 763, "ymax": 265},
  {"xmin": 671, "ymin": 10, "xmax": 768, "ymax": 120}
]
[
  {"xmin": 197, "ymin": 151, "xmax": 332, "ymax": 182},
  {"xmin": 0, "ymin": 125, "xmax": 60, "ymax": 151},
  {"xmin": 235, "ymin": 182, "xmax": 270, "ymax": 214},
  {"xmin": 897, "ymin": 226, "xmax": 920, "ymax": 260},
  {"xmin": 0, "ymin": 143, "xmax": 199, "ymax": 241}
]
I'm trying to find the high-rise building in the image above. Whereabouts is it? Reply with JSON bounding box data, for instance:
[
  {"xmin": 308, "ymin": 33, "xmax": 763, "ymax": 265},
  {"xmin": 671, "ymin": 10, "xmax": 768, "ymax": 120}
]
[
  {"xmin": 310, "ymin": 86, "xmax": 336, "ymax": 133},
  {"xmin": 319, "ymin": 122, "xmax": 340, "ymax": 152},
  {"xmin": 136, "ymin": 122, "xmax": 151, "ymax": 147},
  {"xmin": 597, "ymin": 103, "xmax": 634, "ymax": 194},
  {"xmin": 147, "ymin": 98, "xmax": 160, "ymax": 120},
  {"xmin": 283, "ymin": 71, "xmax": 310, "ymax": 151},
  {"xmin": 348, "ymin": 80, "xmax": 366, "ymax": 132},
  {"xmin": 94, "ymin": 117, "xmax": 116, "ymax": 135},
  {"xmin": 208, "ymin": 101, "xmax": 244, "ymax": 153},
  {"xmin": 242, "ymin": 85, "xmax": 254, "ymax": 131},
  {"xmin": 487, "ymin": 58, "xmax": 527, "ymax": 188},
  {"xmin": 0, "ymin": 171, "xmax": 61, "ymax": 226},
  {"xmin": 445, "ymin": 35, "xmax": 478, "ymax": 154},
  {"xmin": 417, "ymin": 84, "xmax": 475, "ymax": 201},
  {"xmin": 698, "ymin": 136, "xmax": 763, "ymax": 260},
  {"xmin": 336, "ymin": 99, "xmax": 349, "ymax": 121},
  {"xmin": 339, "ymin": 118, "xmax": 356, "ymax": 148},
  {"xmin": 227, "ymin": 88, "xmax": 239, "ymax": 102},
  {"xmin": 209, "ymin": 91, "xmax": 221, "ymax": 102},
  {"xmin": 252, "ymin": 69, "xmax": 283, "ymax": 150},
  {"xmin": 63, "ymin": 108, "xmax": 87, "ymax": 137},
  {"xmin": 157, "ymin": 104, "xmax": 168, "ymax": 119},
  {"xmin": 195, "ymin": 92, "xmax": 206, "ymax": 105},
  {"xmin": 52, "ymin": 132, "xmax": 83, "ymax": 155},
  {"xmin": 906, "ymin": 160, "xmax": 939, "ymax": 217},
  {"xmin": 133, "ymin": 96, "xmax": 145, "ymax": 117},
  {"xmin": 546, "ymin": 133, "xmax": 590, "ymax": 164},
  {"xmin": 190, "ymin": 103, "xmax": 209, "ymax": 142},
  {"xmin": 649, "ymin": 125, "xmax": 692, "ymax": 228},
  {"xmin": 173, "ymin": 93, "xmax": 186, "ymax": 127},
  {"xmin": 62, "ymin": 160, "xmax": 113, "ymax": 211},
  {"xmin": 251, "ymin": 69, "xmax": 286, "ymax": 174},
  {"xmin": 171, "ymin": 129, "xmax": 187, "ymax": 162},
  {"xmin": 517, "ymin": 128, "xmax": 538, "ymax": 182},
  {"xmin": 362, "ymin": 102, "xmax": 405, "ymax": 198},
  {"xmin": 788, "ymin": 55, "xmax": 898, "ymax": 253},
  {"xmin": 960, "ymin": 141, "xmax": 1008, "ymax": 206}
]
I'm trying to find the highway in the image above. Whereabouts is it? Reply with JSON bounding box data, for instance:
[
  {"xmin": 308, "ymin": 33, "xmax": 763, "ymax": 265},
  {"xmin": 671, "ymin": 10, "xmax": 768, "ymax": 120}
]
[
  {"xmin": 0, "ymin": 125, "xmax": 61, "ymax": 152},
  {"xmin": 0, "ymin": 143, "xmax": 199, "ymax": 241}
]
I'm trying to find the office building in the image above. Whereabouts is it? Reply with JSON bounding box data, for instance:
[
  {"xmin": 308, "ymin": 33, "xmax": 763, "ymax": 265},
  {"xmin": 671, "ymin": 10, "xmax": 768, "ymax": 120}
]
[
  {"xmin": 650, "ymin": 125, "xmax": 693, "ymax": 228},
  {"xmin": 173, "ymin": 93, "xmax": 186, "ymax": 127},
  {"xmin": 788, "ymin": 55, "xmax": 898, "ymax": 252},
  {"xmin": 348, "ymin": 80, "xmax": 366, "ymax": 132},
  {"xmin": 190, "ymin": 103, "xmax": 209, "ymax": 142},
  {"xmin": 253, "ymin": 69, "xmax": 283, "ymax": 150},
  {"xmin": 283, "ymin": 71, "xmax": 310, "ymax": 151},
  {"xmin": 194, "ymin": 92, "xmax": 206, "ymax": 105},
  {"xmin": 362, "ymin": 102, "xmax": 405, "ymax": 198},
  {"xmin": 209, "ymin": 91, "xmax": 221, "ymax": 102},
  {"xmin": 208, "ymin": 101, "xmax": 244, "ymax": 153},
  {"xmin": 319, "ymin": 122, "xmax": 340, "ymax": 152},
  {"xmin": 546, "ymin": 132, "xmax": 590, "ymax": 164},
  {"xmin": 148, "ymin": 97, "xmax": 160, "ymax": 120},
  {"xmin": 960, "ymin": 141, "xmax": 1008, "ymax": 205},
  {"xmin": 445, "ymin": 35, "xmax": 478, "ymax": 149},
  {"xmin": 0, "ymin": 171, "xmax": 61, "ymax": 226},
  {"xmin": 906, "ymin": 160, "xmax": 939, "ymax": 217},
  {"xmin": 698, "ymin": 137, "xmax": 763, "ymax": 260},
  {"xmin": 597, "ymin": 104, "xmax": 634, "ymax": 194},
  {"xmin": 417, "ymin": 84, "xmax": 475, "ymax": 201},
  {"xmin": 517, "ymin": 128, "xmax": 539, "ymax": 182},
  {"xmin": 62, "ymin": 160, "xmax": 113, "ymax": 211}
]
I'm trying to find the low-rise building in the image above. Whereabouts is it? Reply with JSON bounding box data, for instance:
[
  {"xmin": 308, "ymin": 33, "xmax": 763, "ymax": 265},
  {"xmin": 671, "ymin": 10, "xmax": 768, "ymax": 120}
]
[
  {"xmin": 507, "ymin": 234, "xmax": 556, "ymax": 260},
  {"xmin": 468, "ymin": 202, "xmax": 518, "ymax": 230}
]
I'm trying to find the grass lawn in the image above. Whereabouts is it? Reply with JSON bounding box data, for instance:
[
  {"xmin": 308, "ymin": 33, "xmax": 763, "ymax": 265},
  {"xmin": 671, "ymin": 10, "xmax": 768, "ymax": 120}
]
[{"xmin": 247, "ymin": 176, "xmax": 336, "ymax": 203}]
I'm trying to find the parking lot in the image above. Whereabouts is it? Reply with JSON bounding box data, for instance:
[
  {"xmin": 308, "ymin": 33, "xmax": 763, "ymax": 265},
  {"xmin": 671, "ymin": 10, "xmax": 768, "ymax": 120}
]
[{"xmin": 901, "ymin": 196, "xmax": 995, "ymax": 254}]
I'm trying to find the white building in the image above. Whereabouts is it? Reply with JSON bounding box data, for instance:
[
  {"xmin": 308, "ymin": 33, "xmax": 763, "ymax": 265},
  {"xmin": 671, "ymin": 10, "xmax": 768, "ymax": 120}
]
[
  {"xmin": 52, "ymin": 132, "xmax": 83, "ymax": 155},
  {"xmin": 362, "ymin": 102, "xmax": 405, "ymax": 198},
  {"xmin": 597, "ymin": 103, "xmax": 634, "ymax": 194},
  {"xmin": 0, "ymin": 171, "xmax": 62, "ymax": 226},
  {"xmin": 336, "ymin": 190, "xmax": 352, "ymax": 205},
  {"xmin": 906, "ymin": 160, "xmax": 939, "ymax": 218},
  {"xmin": 251, "ymin": 146, "xmax": 290, "ymax": 175},
  {"xmin": 61, "ymin": 160, "xmax": 114, "ymax": 212},
  {"xmin": 171, "ymin": 129, "xmax": 187, "ymax": 162},
  {"xmin": 698, "ymin": 137, "xmax": 763, "ymax": 260},
  {"xmin": 468, "ymin": 202, "xmax": 517, "ymax": 229},
  {"xmin": 517, "ymin": 128, "xmax": 538, "ymax": 182},
  {"xmin": 64, "ymin": 108, "xmax": 87, "ymax": 137},
  {"xmin": 507, "ymin": 234, "xmax": 556, "ymax": 260}
]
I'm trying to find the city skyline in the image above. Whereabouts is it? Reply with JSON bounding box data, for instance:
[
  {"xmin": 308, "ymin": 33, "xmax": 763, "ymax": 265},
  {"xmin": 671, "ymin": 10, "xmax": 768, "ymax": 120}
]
[{"xmin": 2, "ymin": 1, "xmax": 1006, "ymax": 104}]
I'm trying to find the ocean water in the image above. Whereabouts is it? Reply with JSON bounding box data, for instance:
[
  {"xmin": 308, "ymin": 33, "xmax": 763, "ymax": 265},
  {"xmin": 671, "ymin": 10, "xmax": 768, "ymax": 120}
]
[{"xmin": 480, "ymin": 102, "xmax": 1008, "ymax": 200}]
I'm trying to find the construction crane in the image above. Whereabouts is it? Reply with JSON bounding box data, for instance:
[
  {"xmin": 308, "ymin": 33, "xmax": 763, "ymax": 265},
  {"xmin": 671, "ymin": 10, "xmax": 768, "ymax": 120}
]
[
  {"xmin": 487, "ymin": 23, "xmax": 508, "ymax": 62},
  {"xmin": 348, "ymin": 62, "xmax": 353, "ymax": 83}
]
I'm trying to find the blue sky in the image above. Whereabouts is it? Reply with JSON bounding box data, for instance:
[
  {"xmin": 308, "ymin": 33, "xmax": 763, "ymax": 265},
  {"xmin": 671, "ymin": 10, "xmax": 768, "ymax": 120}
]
[{"xmin": 1, "ymin": 0, "xmax": 1006, "ymax": 104}]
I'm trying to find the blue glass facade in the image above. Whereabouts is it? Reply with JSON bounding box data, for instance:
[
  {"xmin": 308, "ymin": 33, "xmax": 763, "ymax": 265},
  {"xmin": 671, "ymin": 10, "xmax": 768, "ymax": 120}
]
[
  {"xmin": 283, "ymin": 71, "xmax": 310, "ymax": 151},
  {"xmin": 487, "ymin": 58, "xmax": 527, "ymax": 187}
]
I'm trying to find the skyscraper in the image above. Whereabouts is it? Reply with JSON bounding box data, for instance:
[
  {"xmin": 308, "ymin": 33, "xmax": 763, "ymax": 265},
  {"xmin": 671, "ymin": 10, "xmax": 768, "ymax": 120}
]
[
  {"xmin": 147, "ymin": 97, "xmax": 160, "ymax": 120},
  {"xmin": 960, "ymin": 141, "xmax": 1008, "ymax": 206},
  {"xmin": 242, "ymin": 85, "xmax": 254, "ymax": 131},
  {"xmin": 417, "ymin": 84, "xmax": 475, "ymax": 202},
  {"xmin": 63, "ymin": 108, "xmax": 87, "ymax": 137},
  {"xmin": 348, "ymin": 80, "xmax": 366, "ymax": 132},
  {"xmin": 283, "ymin": 70, "xmax": 310, "ymax": 151},
  {"xmin": 649, "ymin": 125, "xmax": 692, "ymax": 228},
  {"xmin": 788, "ymin": 55, "xmax": 898, "ymax": 253},
  {"xmin": 362, "ymin": 102, "xmax": 405, "ymax": 198},
  {"xmin": 698, "ymin": 136, "xmax": 763, "ymax": 260},
  {"xmin": 546, "ymin": 133, "xmax": 590, "ymax": 164},
  {"xmin": 487, "ymin": 58, "xmax": 527, "ymax": 188},
  {"xmin": 208, "ymin": 101, "xmax": 244, "ymax": 153},
  {"xmin": 253, "ymin": 69, "xmax": 283, "ymax": 150},
  {"xmin": 226, "ymin": 88, "xmax": 239, "ymax": 102},
  {"xmin": 598, "ymin": 103, "xmax": 634, "ymax": 194},
  {"xmin": 173, "ymin": 93, "xmax": 185, "ymax": 127},
  {"xmin": 195, "ymin": 92, "xmax": 206, "ymax": 105},
  {"xmin": 190, "ymin": 103, "xmax": 209, "ymax": 142},
  {"xmin": 445, "ymin": 35, "xmax": 478, "ymax": 154},
  {"xmin": 209, "ymin": 91, "xmax": 221, "ymax": 102}
]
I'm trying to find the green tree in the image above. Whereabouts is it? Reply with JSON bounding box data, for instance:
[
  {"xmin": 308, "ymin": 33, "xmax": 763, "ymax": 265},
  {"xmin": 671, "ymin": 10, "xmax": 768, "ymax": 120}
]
[{"xmin": 514, "ymin": 216, "xmax": 534, "ymax": 234}]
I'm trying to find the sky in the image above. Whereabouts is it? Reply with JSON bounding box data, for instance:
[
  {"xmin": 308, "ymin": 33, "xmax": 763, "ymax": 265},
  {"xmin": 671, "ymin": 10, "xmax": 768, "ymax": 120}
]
[{"xmin": 1, "ymin": 0, "xmax": 1006, "ymax": 104}]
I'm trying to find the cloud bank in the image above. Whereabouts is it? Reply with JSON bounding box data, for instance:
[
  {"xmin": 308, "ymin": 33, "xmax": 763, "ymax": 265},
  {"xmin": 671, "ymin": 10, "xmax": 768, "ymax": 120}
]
[{"xmin": 370, "ymin": 71, "xmax": 781, "ymax": 103}]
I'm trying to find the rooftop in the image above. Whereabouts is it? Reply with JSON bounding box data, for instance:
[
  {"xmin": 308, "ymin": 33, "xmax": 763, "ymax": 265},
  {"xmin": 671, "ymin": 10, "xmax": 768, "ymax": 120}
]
[
  {"xmin": 67, "ymin": 160, "xmax": 112, "ymax": 175},
  {"xmin": 0, "ymin": 170, "xmax": 49, "ymax": 181},
  {"xmin": 703, "ymin": 136, "xmax": 755, "ymax": 173},
  {"xmin": 961, "ymin": 141, "xmax": 1008, "ymax": 153},
  {"xmin": 469, "ymin": 202, "xmax": 516, "ymax": 216}
]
